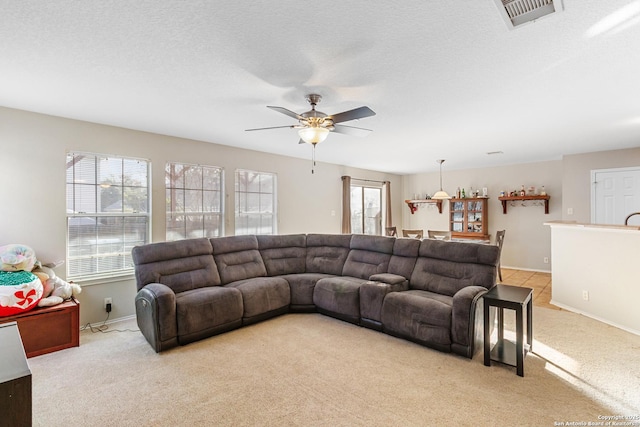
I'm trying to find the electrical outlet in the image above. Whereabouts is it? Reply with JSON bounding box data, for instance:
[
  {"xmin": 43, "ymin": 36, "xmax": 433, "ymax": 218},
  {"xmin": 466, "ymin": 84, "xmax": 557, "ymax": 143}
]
[
  {"xmin": 543, "ymin": 257, "xmax": 549, "ymax": 264},
  {"xmin": 567, "ymin": 207, "xmax": 574, "ymax": 215},
  {"xmin": 104, "ymin": 297, "xmax": 112, "ymax": 309},
  {"xmin": 582, "ymin": 290, "xmax": 589, "ymax": 301}
]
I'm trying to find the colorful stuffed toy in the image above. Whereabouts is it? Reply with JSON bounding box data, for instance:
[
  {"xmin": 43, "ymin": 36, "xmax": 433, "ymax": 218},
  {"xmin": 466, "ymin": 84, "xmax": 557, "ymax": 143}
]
[
  {"xmin": 0, "ymin": 244, "xmax": 43, "ymax": 316},
  {"xmin": 34, "ymin": 265, "xmax": 81, "ymax": 307},
  {"xmin": 0, "ymin": 244, "xmax": 37, "ymax": 272}
]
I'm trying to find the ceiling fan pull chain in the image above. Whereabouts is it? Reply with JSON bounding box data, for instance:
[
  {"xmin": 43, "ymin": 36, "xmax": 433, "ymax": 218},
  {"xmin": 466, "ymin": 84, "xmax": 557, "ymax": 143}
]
[{"xmin": 311, "ymin": 143, "xmax": 316, "ymax": 174}]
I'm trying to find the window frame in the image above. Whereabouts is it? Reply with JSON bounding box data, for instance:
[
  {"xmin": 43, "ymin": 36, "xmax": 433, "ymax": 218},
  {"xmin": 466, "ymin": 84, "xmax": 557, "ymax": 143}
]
[
  {"xmin": 234, "ymin": 169, "xmax": 277, "ymax": 235},
  {"xmin": 165, "ymin": 162, "xmax": 225, "ymax": 241},
  {"xmin": 65, "ymin": 152, "xmax": 151, "ymax": 281}
]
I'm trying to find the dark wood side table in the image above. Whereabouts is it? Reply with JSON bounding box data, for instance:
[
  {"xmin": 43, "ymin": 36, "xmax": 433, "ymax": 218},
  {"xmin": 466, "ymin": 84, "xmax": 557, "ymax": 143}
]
[
  {"xmin": 483, "ymin": 284, "xmax": 533, "ymax": 377},
  {"xmin": 0, "ymin": 322, "xmax": 32, "ymax": 427}
]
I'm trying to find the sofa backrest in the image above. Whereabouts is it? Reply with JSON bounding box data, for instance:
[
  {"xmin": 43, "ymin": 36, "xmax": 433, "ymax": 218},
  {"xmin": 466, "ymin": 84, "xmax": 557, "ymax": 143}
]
[
  {"xmin": 410, "ymin": 239, "xmax": 499, "ymax": 296},
  {"xmin": 257, "ymin": 234, "xmax": 307, "ymax": 276},
  {"xmin": 211, "ymin": 235, "xmax": 267, "ymax": 284},
  {"xmin": 342, "ymin": 235, "xmax": 394, "ymax": 279},
  {"xmin": 305, "ymin": 234, "xmax": 351, "ymax": 275},
  {"xmin": 131, "ymin": 238, "xmax": 221, "ymax": 293},
  {"xmin": 387, "ymin": 238, "xmax": 420, "ymax": 279}
]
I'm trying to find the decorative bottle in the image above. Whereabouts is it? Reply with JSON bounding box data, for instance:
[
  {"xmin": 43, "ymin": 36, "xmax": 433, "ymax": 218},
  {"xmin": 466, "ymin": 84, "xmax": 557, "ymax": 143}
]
[
  {"xmin": 461, "ymin": 188, "xmax": 466, "ymax": 198},
  {"xmin": 520, "ymin": 185, "xmax": 526, "ymax": 197}
]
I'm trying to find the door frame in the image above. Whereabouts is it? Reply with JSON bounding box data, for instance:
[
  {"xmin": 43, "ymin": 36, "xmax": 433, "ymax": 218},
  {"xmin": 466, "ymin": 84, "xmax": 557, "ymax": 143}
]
[{"xmin": 590, "ymin": 166, "xmax": 640, "ymax": 223}]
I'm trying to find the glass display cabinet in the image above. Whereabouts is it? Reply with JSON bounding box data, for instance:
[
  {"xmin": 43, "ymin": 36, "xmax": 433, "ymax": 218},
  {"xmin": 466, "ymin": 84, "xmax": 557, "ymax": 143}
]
[{"xmin": 449, "ymin": 197, "xmax": 489, "ymax": 240}]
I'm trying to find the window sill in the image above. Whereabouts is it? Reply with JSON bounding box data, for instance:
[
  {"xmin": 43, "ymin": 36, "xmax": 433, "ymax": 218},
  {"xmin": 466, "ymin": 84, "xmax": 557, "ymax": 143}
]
[{"xmin": 69, "ymin": 273, "xmax": 135, "ymax": 287}]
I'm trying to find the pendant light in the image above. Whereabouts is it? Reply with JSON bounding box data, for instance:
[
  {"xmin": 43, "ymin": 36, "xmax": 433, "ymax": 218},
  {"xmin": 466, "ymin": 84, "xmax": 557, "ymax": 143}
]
[{"xmin": 431, "ymin": 159, "xmax": 451, "ymax": 200}]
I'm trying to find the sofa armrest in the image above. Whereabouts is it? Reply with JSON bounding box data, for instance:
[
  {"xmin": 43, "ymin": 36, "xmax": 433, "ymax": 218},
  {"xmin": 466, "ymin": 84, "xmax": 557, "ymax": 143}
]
[
  {"xmin": 369, "ymin": 273, "xmax": 407, "ymax": 286},
  {"xmin": 135, "ymin": 283, "xmax": 178, "ymax": 353},
  {"xmin": 451, "ymin": 286, "xmax": 489, "ymax": 357}
]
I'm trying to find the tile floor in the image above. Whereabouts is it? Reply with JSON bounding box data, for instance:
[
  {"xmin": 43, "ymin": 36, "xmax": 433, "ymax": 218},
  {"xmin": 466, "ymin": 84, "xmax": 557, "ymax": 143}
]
[{"xmin": 499, "ymin": 268, "xmax": 559, "ymax": 310}]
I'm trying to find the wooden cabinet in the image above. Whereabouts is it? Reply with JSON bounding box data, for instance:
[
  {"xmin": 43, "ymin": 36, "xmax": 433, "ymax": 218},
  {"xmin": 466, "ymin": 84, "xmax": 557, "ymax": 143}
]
[
  {"xmin": 0, "ymin": 297, "xmax": 79, "ymax": 358},
  {"xmin": 449, "ymin": 197, "xmax": 489, "ymax": 240}
]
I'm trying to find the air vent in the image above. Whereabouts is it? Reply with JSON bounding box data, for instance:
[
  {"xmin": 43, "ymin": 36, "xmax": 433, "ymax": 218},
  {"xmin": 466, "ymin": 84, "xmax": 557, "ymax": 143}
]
[{"xmin": 494, "ymin": 0, "xmax": 563, "ymax": 29}]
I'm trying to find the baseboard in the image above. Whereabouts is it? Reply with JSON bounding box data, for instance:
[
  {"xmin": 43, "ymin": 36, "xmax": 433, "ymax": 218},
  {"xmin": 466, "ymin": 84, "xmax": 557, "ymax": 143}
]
[
  {"xmin": 502, "ymin": 265, "xmax": 551, "ymax": 274},
  {"xmin": 82, "ymin": 314, "xmax": 136, "ymax": 330},
  {"xmin": 550, "ymin": 300, "xmax": 640, "ymax": 337}
]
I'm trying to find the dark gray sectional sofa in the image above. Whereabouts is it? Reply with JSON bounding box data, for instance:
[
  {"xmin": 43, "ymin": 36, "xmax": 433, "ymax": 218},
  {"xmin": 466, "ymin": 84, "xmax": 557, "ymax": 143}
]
[{"xmin": 132, "ymin": 234, "xmax": 499, "ymax": 358}]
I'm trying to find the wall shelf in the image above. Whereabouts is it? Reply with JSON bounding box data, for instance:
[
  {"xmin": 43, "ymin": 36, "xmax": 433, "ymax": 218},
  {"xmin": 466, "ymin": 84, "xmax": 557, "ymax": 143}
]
[
  {"xmin": 498, "ymin": 195, "xmax": 550, "ymax": 214},
  {"xmin": 404, "ymin": 199, "xmax": 443, "ymax": 214}
]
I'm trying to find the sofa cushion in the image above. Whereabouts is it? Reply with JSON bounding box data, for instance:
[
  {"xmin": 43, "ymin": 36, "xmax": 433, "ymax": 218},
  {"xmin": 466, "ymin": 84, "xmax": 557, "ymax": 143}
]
[
  {"xmin": 387, "ymin": 238, "xmax": 420, "ymax": 279},
  {"xmin": 313, "ymin": 276, "xmax": 365, "ymax": 323},
  {"xmin": 257, "ymin": 234, "xmax": 306, "ymax": 276},
  {"xmin": 305, "ymin": 234, "xmax": 351, "ymax": 275},
  {"xmin": 349, "ymin": 234, "xmax": 396, "ymax": 253},
  {"xmin": 132, "ymin": 238, "xmax": 221, "ymax": 293},
  {"xmin": 175, "ymin": 286, "xmax": 243, "ymax": 345},
  {"xmin": 226, "ymin": 277, "xmax": 290, "ymax": 321},
  {"xmin": 381, "ymin": 289, "xmax": 453, "ymax": 351},
  {"xmin": 281, "ymin": 272, "xmax": 333, "ymax": 309},
  {"xmin": 211, "ymin": 236, "xmax": 267, "ymax": 285},
  {"xmin": 419, "ymin": 238, "xmax": 499, "ymax": 266},
  {"xmin": 341, "ymin": 235, "xmax": 394, "ymax": 280},
  {"xmin": 410, "ymin": 240, "xmax": 498, "ymax": 296},
  {"xmin": 342, "ymin": 249, "xmax": 391, "ymax": 279}
]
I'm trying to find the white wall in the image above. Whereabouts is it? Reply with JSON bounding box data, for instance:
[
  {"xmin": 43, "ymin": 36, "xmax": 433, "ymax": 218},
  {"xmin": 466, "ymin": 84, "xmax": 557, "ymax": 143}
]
[
  {"xmin": 402, "ymin": 161, "xmax": 563, "ymax": 272},
  {"xmin": 562, "ymin": 147, "xmax": 640, "ymax": 223},
  {"xmin": 4, "ymin": 105, "xmax": 636, "ymax": 325},
  {"xmin": 0, "ymin": 107, "xmax": 403, "ymax": 324},
  {"xmin": 548, "ymin": 222, "xmax": 640, "ymax": 335}
]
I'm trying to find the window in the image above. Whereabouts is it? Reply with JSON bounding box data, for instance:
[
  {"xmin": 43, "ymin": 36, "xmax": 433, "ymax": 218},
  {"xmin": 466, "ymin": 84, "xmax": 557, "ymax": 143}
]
[
  {"xmin": 66, "ymin": 153, "xmax": 150, "ymax": 280},
  {"xmin": 351, "ymin": 184, "xmax": 382, "ymax": 235},
  {"xmin": 235, "ymin": 169, "xmax": 277, "ymax": 235},
  {"xmin": 165, "ymin": 162, "xmax": 224, "ymax": 240}
]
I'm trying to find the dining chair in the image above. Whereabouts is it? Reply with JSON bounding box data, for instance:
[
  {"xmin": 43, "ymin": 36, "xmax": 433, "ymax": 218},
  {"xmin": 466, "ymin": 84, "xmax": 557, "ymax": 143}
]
[
  {"xmin": 427, "ymin": 230, "xmax": 451, "ymax": 241},
  {"xmin": 495, "ymin": 230, "xmax": 506, "ymax": 281},
  {"xmin": 402, "ymin": 229, "xmax": 423, "ymax": 239},
  {"xmin": 385, "ymin": 226, "xmax": 397, "ymax": 237}
]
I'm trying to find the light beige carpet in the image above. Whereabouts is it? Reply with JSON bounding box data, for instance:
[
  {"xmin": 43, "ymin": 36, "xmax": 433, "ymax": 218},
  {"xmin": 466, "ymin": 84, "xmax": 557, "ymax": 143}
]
[{"xmin": 28, "ymin": 307, "xmax": 640, "ymax": 426}]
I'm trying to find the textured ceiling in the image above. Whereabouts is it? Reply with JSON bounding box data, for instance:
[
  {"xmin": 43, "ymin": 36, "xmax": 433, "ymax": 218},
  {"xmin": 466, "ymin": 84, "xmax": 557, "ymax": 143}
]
[{"xmin": 1, "ymin": 1, "xmax": 639, "ymax": 174}]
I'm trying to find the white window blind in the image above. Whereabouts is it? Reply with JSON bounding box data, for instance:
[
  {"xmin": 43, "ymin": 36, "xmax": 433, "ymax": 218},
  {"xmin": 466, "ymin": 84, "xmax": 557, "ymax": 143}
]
[
  {"xmin": 166, "ymin": 162, "xmax": 224, "ymax": 240},
  {"xmin": 235, "ymin": 169, "xmax": 277, "ymax": 235},
  {"xmin": 66, "ymin": 153, "xmax": 150, "ymax": 280}
]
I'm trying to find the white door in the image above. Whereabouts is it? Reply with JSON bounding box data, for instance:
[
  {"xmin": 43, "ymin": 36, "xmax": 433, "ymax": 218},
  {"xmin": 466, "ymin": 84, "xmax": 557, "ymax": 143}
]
[{"xmin": 592, "ymin": 167, "xmax": 640, "ymax": 225}]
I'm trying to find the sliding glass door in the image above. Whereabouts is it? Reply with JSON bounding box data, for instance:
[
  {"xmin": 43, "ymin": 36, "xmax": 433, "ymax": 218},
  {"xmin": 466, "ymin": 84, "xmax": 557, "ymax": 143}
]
[{"xmin": 350, "ymin": 185, "xmax": 382, "ymax": 235}]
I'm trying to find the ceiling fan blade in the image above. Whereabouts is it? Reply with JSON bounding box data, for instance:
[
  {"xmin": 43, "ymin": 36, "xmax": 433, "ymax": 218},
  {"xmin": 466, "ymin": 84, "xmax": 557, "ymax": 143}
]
[
  {"xmin": 328, "ymin": 106, "xmax": 376, "ymax": 124},
  {"xmin": 245, "ymin": 125, "xmax": 296, "ymax": 132},
  {"xmin": 332, "ymin": 124, "xmax": 373, "ymax": 137},
  {"xmin": 298, "ymin": 139, "xmax": 306, "ymax": 144},
  {"xmin": 267, "ymin": 106, "xmax": 304, "ymax": 120}
]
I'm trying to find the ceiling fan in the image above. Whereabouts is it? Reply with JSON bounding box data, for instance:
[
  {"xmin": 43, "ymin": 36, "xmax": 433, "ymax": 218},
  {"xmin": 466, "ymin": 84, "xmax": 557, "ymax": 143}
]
[{"xmin": 246, "ymin": 94, "xmax": 376, "ymax": 173}]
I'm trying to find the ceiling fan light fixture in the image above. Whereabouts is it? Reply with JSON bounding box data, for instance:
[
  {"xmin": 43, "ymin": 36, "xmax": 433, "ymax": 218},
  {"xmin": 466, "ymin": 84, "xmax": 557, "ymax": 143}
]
[{"xmin": 298, "ymin": 126, "xmax": 330, "ymax": 144}]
